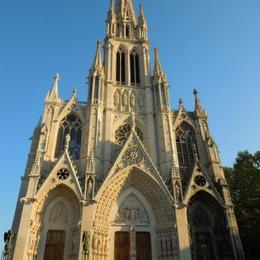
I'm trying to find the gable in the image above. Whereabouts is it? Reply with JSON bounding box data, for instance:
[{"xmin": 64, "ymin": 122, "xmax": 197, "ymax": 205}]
[
  {"xmin": 36, "ymin": 151, "xmax": 83, "ymax": 201},
  {"xmin": 183, "ymin": 160, "xmax": 224, "ymax": 206}
]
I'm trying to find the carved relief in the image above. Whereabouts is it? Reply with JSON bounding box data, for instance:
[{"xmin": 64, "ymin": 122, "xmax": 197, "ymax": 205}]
[
  {"xmin": 114, "ymin": 194, "xmax": 150, "ymax": 225},
  {"xmin": 49, "ymin": 201, "xmax": 68, "ymax": 223},
  {"xmin": 113, "ymin": 88, "xmax": 145, "ymax": 112}
]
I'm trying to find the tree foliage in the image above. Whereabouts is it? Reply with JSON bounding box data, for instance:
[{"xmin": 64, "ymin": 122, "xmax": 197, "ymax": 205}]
[{"xmin": 224, "ymin": 150, "xmax": 260, "ymax": 259}]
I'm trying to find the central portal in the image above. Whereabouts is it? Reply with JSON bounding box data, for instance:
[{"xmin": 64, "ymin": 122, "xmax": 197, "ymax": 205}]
[{"xmin": 114, "ymin": 231, "xmax": 152, "ymax": 260}]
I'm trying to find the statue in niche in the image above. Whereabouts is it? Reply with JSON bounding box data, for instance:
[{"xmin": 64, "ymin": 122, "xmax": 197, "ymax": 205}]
[
  {"xmin": 130, "ymin": 93, "xmax": 136, "ymax": 108},
  {"xmin": 82, "ymin": 231, "xmax": 90, "ymax": 256},
  {"xmin": 175, "ymin": 183, "xmax": 181, "ymax": 203},
  {"xmin": 92, "ymin": 233, "xmax": 98, "ymax": 251},
  {"xmin": 49, "ymin": 201, "xmax": 68, "ymax": 223},
  {"xmin": 86, "ymin": 178, "xmax": 94, "ymax": 201},
  {"xmin": 114, "ymin": 91, "xmax": 120, "ymax": 107},
  {"xmin": 122, "ymin": 92, "xmax": 128, "ymax": 106},
  {"xmin": 3, "ymin": 230, "xmax": 16, "ymax": 260}
]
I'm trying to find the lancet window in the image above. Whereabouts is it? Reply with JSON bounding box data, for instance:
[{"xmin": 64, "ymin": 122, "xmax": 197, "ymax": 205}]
[
  {"xmin": 94, "ymin": 76, "xmax": 100, "ymax": 100},
  {"xmin": 176, "ymin": 122, "xmax": 197, "ymax": 167},
  {"xmin": 55, "ymin": 114, "xmax": 82, "ymax": 159},
  {"xmin": 116, "ymin": 49, "xmax": 126, "ymax": 84},
  {"xmin": 130, "ymin": 51, "xmax": 140, "ymax": 86}
]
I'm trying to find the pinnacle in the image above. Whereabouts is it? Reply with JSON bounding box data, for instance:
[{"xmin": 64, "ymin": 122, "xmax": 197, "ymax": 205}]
[
  {"xmin": 153, "ymin": 47, "xmax": 166, "ymax": 81},
  {"xmin": 92, "ymin": 40, "xmax": 103, "ymax": 72},
  {"xmin": 47, "ymin": 73, "xmax": 60, "ymax": 101}
]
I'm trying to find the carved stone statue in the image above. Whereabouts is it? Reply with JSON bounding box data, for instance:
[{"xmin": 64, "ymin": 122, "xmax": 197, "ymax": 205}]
[
  {"xmin": 114, "ymin": 91, "xmax": 120, "ymax": 106},
  {"xmin": 3, "ymin": 230, "xmax": 16, "ymax": 260},
  {"xmin": 64, "ymin": 133, "xmax": 71, "ymax": 151},
  {"xmin": 82, "ymin": 231, "xmax": 90, "ymax": 256},
  {"xmin": 122, "ymin": 92, "xmax": 128, "ymax": 106},
  {"xmin": 86, "ymin": 178, "xmax": 94, "ymax": 201}
]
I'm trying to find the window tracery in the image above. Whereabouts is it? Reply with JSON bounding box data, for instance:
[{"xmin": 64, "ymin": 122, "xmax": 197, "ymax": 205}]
[
  {"xmin": 55, "ymin": 114, "xmax": 82, "ymax": 159},
  {"xmin": 115, "ymin": 124, "xmax": 143, "ymax": 146},
  {"xmin": 130, "ymin": 51, "xmax": 140, "ymax": 86},
  {"xmin": 116, "ymin": 49, "xmax": 126, "ymax": 84},
  {"xmin": 176, "ymin": 122, "xmax": 197, "ymax": 167}
]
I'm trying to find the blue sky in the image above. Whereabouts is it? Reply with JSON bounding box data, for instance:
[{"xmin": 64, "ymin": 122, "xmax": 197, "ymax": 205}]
[{"xmin": 0, "ymin": 0, "xmax": 260, "ymax": 250}]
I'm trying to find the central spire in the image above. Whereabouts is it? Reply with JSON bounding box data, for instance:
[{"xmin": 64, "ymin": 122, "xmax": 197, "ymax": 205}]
[{"xmin": 115, "ymin": 0, "xmax": 136, "ymax": 24}]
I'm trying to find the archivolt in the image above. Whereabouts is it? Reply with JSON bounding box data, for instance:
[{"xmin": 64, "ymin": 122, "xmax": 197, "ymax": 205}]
[{"xmin": 94, "ymin": 167, "xmax": 175, "ymax": 231}]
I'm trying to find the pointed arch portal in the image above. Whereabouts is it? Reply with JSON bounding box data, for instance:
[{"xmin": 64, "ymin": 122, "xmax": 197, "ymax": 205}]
[
  {"xmin": 93, "ymin": 166, "xmax": 178, "ymax": 260},
  {"xmin": 188, "ymin": 191, "xmax": 233, "ymax": 260}
]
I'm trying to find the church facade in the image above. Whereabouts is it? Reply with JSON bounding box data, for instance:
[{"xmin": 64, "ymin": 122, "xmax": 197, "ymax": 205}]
[{"xmin": 4, "ymin": 0, "xmax": 245, "ymax": 259}]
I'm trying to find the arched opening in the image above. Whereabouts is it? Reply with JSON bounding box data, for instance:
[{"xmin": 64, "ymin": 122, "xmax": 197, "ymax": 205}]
[
  {"xmin": 93, "ymin": 168, "xmax": 177, "ymax": 260},
  {"xmin": 94, "ymin": 75, "xmax": 100, "ymax": 100},
  {"xmin": 125, "ymin": 24, "xmax": 130, "ymax": 38},
  {"xmin": 130, "ymin": 51, "xmax": 140, "ymax": 86},
  {"xmin": 37, "ymin": 186, "xmax": 80, "ymax": 260},
  {"xmin": 55, "ymin": 114, "xmax": 82, "ymax": 159},
  {"xmin": 161, "ymin": 83, "xmax": 167, "ymax": 106},
  {"xmin": 116, "ymin": 49, "xmax": 126, "ymax": 85},
  {"xmin": 188, "ymin": 192, "xmax": 233, "ymax": 260},
  {"xmin": 176, "ymin": 122, "xmax": 197, "ymax": 168}
]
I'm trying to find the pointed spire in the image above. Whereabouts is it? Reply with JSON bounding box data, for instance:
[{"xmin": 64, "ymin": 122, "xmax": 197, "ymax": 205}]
[
  {"xmin": 139, "ymin": 4, "xmax": 146, "ymax": 23},
  {"xmin": 193, "ymin": 89, "xmax": 207, "ymax": 117},
  {"xmin": 50, "ymin": 74, "xmax": 59, "ymax": 99},
  {"xmin": 153, "ymin": 48, "xmax": 167, "ymax": 82},
  {"xmin": 92, "ymin": 40, "xmax": 104, "ymax": 74},
  {"xmin": 116, "ymin": 0, "xmax": 136, "ymax": 24},
  {"xmin": 45, "ymin": 74, "xmax": 61, "ymax": 103}
]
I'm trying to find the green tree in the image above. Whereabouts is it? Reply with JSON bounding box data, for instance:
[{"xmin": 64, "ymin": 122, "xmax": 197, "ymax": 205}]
[{"xmin": 225, "ymin": 150, "xmax": 260, "ymax": 260}]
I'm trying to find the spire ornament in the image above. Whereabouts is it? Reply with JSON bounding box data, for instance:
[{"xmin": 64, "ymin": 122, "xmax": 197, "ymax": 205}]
[
  {"xmin": 92, "ymin": 40, "xmax": 104, "ymax": 73},
  {"xmin": 153, "ymin": 47, "xmax": 167, "ymax": 83},
  {"xmin": 45, "ymin": 73, "xmax": 61, "ymax": 102},
  {"xmin": 193, "ymin": 89, "xmax": 207, "ymax": 117}
]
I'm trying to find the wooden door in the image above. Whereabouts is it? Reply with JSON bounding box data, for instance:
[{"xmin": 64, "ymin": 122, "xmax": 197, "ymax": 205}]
[
  {"xmin": 114, "ymin": 232, "xmax": 130, "ymax": 260},
  {"xmin": 44, "ymin": 230, "xmax": 66, "ymax": 260},
  {"xmin": 136, "ymin": 232, "xmax": 152, "ymax": 260}
]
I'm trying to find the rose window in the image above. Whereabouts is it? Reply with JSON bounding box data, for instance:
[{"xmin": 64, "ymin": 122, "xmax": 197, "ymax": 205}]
[
  {"xmin": 194, "ymin": 175, "xmax": 206, "ymax": 187},
  {"xmin": 57, "ymin": 168, "xmax": 70, "ymax": 180},
  {"xmin": 115, "ymin": 124, "xmax": 143, "ymax": 145}
]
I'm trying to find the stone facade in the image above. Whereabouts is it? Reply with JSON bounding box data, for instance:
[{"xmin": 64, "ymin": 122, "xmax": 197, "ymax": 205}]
[{"xmin": 4, "ymin": 0, "xmax": 245, "ymax": 259}]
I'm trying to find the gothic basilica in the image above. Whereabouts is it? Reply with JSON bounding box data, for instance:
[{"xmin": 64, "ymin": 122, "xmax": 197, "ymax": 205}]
[{"xmin": 4, "ymin": 0, "xmax": 245, "ymax": 259}]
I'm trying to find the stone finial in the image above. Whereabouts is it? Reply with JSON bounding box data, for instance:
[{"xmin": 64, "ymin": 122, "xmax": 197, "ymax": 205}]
[
  {"xmin": 178, "ymin": 98, "xmax": 183, "ymax": 108},
  {"xmin": 193, "ymin": 88, "xmax": 207, "ymax": 117},
  {"xmin": 73, "ymin": 88, "xmax": 78, "ymax": 98},
  {"xmin": 92, "ymin": 40, "xmax": 104, "ymax": 73}
]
